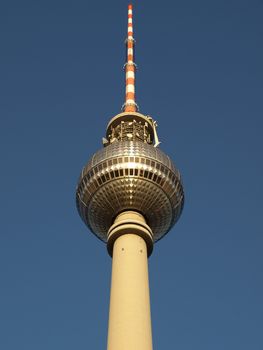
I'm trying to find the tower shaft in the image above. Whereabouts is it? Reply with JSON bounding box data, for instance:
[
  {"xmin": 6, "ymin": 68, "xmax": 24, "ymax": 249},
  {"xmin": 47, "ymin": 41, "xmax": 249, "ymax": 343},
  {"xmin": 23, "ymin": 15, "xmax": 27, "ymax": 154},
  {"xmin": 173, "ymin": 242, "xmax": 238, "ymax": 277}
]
[{"xmin": 107, "ymin": 212, "xmax": 153, "ymax": 350}]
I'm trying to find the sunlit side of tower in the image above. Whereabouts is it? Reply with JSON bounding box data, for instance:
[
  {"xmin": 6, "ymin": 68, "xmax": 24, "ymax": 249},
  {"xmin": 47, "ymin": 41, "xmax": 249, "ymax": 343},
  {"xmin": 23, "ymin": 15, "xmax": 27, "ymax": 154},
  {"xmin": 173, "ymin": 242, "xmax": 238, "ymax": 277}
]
[{"xmin": 76, "ymin": 4, "xmax": 184, "ymax": 350}]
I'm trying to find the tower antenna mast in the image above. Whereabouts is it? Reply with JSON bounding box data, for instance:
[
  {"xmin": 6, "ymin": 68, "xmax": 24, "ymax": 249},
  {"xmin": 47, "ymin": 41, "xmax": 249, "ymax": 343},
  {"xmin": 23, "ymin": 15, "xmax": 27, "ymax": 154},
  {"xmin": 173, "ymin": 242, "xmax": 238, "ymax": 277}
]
[{"xmin": 123, "ymin": 4, "xmax": 138, "ymax": 112}]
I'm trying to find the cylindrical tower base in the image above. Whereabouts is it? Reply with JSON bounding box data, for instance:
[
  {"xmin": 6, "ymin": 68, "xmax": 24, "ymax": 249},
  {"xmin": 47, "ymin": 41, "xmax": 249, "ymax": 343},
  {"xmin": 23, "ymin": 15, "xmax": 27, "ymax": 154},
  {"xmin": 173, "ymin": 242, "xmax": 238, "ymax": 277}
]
[{"xmin": 107, "ymin": 212, "xmax": 153, "ymax": 350}]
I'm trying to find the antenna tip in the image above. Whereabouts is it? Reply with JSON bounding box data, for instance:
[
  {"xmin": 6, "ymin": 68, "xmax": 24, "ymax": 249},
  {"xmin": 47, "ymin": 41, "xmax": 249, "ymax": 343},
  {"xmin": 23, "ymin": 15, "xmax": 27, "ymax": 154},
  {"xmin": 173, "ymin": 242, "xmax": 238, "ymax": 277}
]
[{"xmin": 128, "ymin": 4, "xmax": 133, "ymax": 10}]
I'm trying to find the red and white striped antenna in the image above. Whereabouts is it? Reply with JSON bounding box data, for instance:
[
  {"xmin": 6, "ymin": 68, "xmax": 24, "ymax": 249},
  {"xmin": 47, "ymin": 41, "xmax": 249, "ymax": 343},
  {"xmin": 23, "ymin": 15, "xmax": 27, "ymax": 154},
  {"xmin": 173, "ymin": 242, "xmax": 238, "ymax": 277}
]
[{"xmin": 123, "ymin": 4, "xmax": 138, "ymax": 112}]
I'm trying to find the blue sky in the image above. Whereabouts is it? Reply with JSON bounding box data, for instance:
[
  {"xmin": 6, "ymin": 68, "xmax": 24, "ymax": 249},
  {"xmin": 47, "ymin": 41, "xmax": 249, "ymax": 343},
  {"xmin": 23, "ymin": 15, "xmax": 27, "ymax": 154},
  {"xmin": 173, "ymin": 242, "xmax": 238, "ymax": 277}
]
[{"xmin": 1, "ymin": 0, "xmax": 262, "ymax": 349}]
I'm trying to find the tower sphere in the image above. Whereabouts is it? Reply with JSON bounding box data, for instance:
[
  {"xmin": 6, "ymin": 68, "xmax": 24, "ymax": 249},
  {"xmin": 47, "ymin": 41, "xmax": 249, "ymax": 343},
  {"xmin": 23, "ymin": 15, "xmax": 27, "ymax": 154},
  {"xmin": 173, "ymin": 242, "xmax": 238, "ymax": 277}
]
[{"xmin": 76, "ymin": 112, "xmax": 184, "ymax": 245}]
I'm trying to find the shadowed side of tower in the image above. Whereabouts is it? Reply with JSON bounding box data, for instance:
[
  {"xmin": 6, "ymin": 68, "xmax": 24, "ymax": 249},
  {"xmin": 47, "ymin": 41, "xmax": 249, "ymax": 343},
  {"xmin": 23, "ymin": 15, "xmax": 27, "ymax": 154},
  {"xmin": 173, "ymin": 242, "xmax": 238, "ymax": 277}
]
[{"xmin": 76, "ymin": 4, "xmax": 184, "ymax": 349}]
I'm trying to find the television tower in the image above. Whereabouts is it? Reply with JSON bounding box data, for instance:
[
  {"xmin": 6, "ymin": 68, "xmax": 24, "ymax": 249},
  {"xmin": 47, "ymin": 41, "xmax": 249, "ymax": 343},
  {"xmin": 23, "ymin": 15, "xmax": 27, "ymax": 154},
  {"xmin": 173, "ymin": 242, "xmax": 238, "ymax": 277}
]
[{"xmin": 76, "ymin": 4, "xmax": 184, "ymax": 350}]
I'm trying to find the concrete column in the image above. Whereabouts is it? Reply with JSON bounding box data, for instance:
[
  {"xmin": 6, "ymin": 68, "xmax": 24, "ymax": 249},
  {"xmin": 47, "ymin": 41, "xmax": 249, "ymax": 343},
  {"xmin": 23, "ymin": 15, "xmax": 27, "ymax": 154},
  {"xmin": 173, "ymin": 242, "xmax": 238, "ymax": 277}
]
[{"xmin": 107, "ymin": 212, "xmax": 153, "ymax": 350}]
